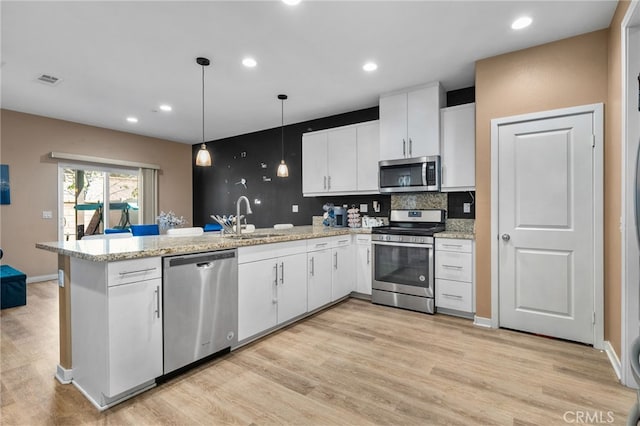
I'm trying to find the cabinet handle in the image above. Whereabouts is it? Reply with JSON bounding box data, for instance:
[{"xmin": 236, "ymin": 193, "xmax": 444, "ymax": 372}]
[
  {"xmin": 338, "ymin": 239, "xmax": 349, "ymax": 244},
  {"xmin": 119, "ymin": 267, "xmax": 156, "ymax": 276},
  {"xmin": 334, "ymin": 252, "xmax": 338, "ymax": 269},
  {"xmin": 328, "ymin": 176, "xmax": 331, "ymax": 190},
  {"xmin": 403, "ymin": 139, "xmax": 406, "ymax": 157},
  {"xmin": 442, "ymin": 244, "xmax": 463, "ymax": 249},
  {"xmin": 315, "ymin": 242, "xmax": 328, "ymax": 248},
  {"xmin": 273, "ymin": 263, "xmax": 278, "ymax": 286},
  {"xmin": 367, "ymin": 248, "xmax": 370, "ymax": 265},
  {"xmin": 273, "ymin": 264, "xmax": 278, "ymax": 303},
  {"xmin": 154, "ymin": 286, "xmax": 160, "ymax": 319},
  {"xmin": 323, "ymin": 176, "xmax": 327, "ymax": 190},
  {"xmin": 310, "ymin": 257, "xmax": 315, "ymax": 276},
  {"xmin": 409, "ymin": 138, "xmax": 412, "ymax": 156},
  {"xmin": 442, "ymin": 293, "xmax": 463, "ymax": 299},
  {"xmin": 280, "ymin": 262, "xmax": 285, "ymax": 285},
  {"xmin": 442, "ymin": 264, "xmax": 464, "ymax": 270}
]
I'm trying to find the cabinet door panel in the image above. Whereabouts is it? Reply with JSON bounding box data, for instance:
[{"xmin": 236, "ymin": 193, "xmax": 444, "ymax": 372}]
[
  {"xmin": 356, "ymin": 241, "xmax": 372, "ymax": 295},
  {"xmin": 441, "ymin": 103, "xmax": 476, "ymax": 191},
  {"xmin": 307, "ymin": 249, "xmax": 333, "ymax": 311},
  {"xmin": 356, "ymin": 121, "xmax": 380, "ymax": 192},
  {"xmin": 302, "ymin": 132, "xmax": 328, "ymax": 194},
  {"xmin": 408, "ymin": 85, "xmax": 441, "ymax": 157},
  {"xmin": 277, "ymin": 253, "xmax": 308, "ymax": 323},
  {"xmin": 379, "ymin": 93, "xmax": 407, "ymax": 160},
  {"xmin": 332, "ymin": 244, "xmax": 355, "ymax": 301},
  {"xmin": 107, "ymin": 278, "xmax": 162, "ymax": 397},
  {"xmin": 327, "ymin": 127, "xmax": 357, "ymax": 192},
  {"xmin": 238, "ymin": 260, "xmax": 278, "ymax": 340}
]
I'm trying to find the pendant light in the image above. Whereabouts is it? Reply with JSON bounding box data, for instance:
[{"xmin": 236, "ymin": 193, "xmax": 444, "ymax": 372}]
[
  {"xmin": 276, "ymin": 94, "xmax": 289, "ymax": 178},
  {"xmin": 195, "ymin": 57, "xmax": 212, "ymax": 167}
]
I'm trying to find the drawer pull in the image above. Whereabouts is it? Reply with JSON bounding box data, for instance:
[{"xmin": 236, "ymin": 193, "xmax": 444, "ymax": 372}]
[
  {"xmin": 338, "ymin": 239, "xmax": 349, "ymax": 244},
  {"xmin": 315, "ymin": 243, "xmax": 328, "ymax": 248},
  {"xmin": 118, "ymin": 267, "xmax": 157, "ymax": 276},
  {"xmin": 442, "ymin": 244, "xmax": 463, "ymax": 248},
  {"xmin": 442, "ymin": 293, "xmax": 463, "ymax": 299},
  {"xmin": 442, "ymin": 264, "xmax": 463, "ymax": 270}
]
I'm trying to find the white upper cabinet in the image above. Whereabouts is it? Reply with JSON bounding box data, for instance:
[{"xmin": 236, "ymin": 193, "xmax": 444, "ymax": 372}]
[
  {"xmin": 440, "ymin": 103, "xmax": 476, "ymax": 192},
  {"xmin": 356, "ymin": 121, "xmax": 380, "ymax": 192},
  {"xmin": 327, "ymin": 126, "xmax": 357, "ymax": 193},
  {"xmin": 379, "ymin": 82, "xmax": 444, "ymax": 161},
  {"xmin": 302, "ymin": 120, "xmax": 380, "ymax": 196},
  {"xmin": 302, "ymin": 132, "xmax": 329, "ymax": 194}
]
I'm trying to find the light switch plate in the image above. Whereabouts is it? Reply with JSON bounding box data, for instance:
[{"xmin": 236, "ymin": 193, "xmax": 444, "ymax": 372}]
[
  {"xmin": 360, "ymin": 204, "xmax": 368, "ymax": 213},
  {"xmin": 463, "ymin": 203, "xmax": 471, "ymax": 213},
  {"xmin": 42, "ymin": 210, "xmax": 53, "ymax": 219},
  {"xmin": 292, "ymin": 205, "xmax": 298, "ymax": 213}
]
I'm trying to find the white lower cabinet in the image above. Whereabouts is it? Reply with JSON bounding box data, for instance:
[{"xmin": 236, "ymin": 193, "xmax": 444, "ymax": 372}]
[
  {"xmin": 70, "ymin": 256, "xmax": 163, "ymax": 409},
  {"xmin": 435, "ymin": 238, "xmax": 475, "ymax": 317},
  {"xmin": 306, "ymin": 236, "xmax": 356, "ymax": 308},
  {"xmin": 238, "ymin": 241, "xmax": 308, "ymax": 341},
  {"xmin": 331, "ymin": 237, "xmax": 355, "ymax": 300},
  {"xmin": 307, "ymin": 240, "xmax": 333, "ymax": 311},
  {"xmin": 355, "ymin": 235, "xmax": 372, "ymax": 295},
  {"xmin": 108, "ymin": 278, "xmax": 163, "ymax": 397}
]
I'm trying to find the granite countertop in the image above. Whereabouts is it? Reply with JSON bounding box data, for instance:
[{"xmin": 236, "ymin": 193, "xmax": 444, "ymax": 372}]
[
  {"xmin": 434, "ymin": 231, "xmax": 475, "ymax": 240},
  {"xmin": 36, "ymin": 226, "xmax": 371, "ymax": 262}
]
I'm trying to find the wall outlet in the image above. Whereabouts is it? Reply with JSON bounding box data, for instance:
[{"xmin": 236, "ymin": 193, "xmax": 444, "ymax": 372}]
[
  {"xmin": 463, "ymin": 203, "xmax": 471, "ymax": 214},
  {"xmin": 42, "ymin": 210, "xmax": 53, "ymax": 219},
  {"xmin": 292, "ymin": 204, "xmax": 298, "ymax": 213},
  {"xmin": 360, "ymin": 204, "xmax": 368, "ymax": 213}
]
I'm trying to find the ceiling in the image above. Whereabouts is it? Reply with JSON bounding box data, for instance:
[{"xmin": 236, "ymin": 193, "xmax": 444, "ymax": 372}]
[{"xmin": 1, "ymin": 1, "xmax": 617, "ymax": 145}]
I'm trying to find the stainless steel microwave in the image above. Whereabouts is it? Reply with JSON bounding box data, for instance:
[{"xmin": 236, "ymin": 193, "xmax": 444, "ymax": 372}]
[{"xmin": 378, "ymin": 156, "xmax": 441, "ymax": 193}]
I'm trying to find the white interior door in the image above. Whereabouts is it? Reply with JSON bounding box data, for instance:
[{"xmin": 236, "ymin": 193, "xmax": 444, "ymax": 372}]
[{"xmin": 498, "ymin": 112, "xmax": 595, "ymax": 344}]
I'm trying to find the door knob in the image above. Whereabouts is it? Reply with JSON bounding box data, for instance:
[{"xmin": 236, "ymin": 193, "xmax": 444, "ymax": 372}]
[{"xmin": 501, "ymin": 234, "xmax": 511, "ymax": 241}]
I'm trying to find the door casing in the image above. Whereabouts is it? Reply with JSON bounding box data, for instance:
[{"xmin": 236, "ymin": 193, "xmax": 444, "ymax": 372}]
[{"xmin": 490, "ymin": 103, "xmax": 604, "ymax": 350}]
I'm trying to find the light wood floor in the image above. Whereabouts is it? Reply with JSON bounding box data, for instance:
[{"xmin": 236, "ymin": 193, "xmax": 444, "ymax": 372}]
[{"xmin": 1, "ymin": 281, "xmax": 635, "ymax": 425}]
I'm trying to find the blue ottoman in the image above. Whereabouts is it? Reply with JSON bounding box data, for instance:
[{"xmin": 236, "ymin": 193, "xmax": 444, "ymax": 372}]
[{"xmin": 1, "ymin": 265, "xmax": 26, "ymax": 309}]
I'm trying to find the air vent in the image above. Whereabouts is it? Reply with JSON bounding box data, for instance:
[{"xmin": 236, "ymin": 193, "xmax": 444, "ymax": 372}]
[{"xmin": 36, "ymin": 74, "xmax": 61, "ymax": 86}]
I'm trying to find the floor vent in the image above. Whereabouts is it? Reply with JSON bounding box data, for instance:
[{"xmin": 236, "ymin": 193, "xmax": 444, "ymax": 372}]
[{"xmin": 36, "ymin": 74, "xmax": 61, "ymax": 86}]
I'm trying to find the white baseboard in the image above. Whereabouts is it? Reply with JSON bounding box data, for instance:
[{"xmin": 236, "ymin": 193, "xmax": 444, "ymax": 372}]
[
  {"xmin": 55, "ymin": 364, "xmax": 73, "ymax": 384},
  {"xmin": 604, "ymin": 340, "xmax": 622, "ymax": 381},
  {"xmin": 473, "ymin": 316, "xmax": 492, "ymax": 328},
  {"xmin": 27, "ymin": 274, "xmax": 57, "ymax": 283}
]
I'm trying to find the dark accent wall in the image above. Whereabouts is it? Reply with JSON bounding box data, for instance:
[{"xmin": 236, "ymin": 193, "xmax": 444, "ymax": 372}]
[
  {"xmin": 193, "ymin": 107, "xmax": 391, "ymax": 228},
  {"xmin": 447, "ymin": 191, "xmax": 476, "ymax": 219},
  {"xmin": 446, "ymin": 86, "xmax": 475, "ymax": 107}
]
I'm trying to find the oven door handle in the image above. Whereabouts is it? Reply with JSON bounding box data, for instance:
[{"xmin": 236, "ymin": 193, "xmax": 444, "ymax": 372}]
[{"xmin": 372, "ymin": 241, "xmax": 433, "ymax": 249}]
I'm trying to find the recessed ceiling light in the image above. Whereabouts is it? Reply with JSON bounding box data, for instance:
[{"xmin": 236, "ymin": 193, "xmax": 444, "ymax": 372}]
[
  {"xmin": 282, "ymin": 0, "xmax": 301, "ymax": 5},
  {"xmin": 242, "ymin": 57, "xmax": 257, "ymax": 68},
  {"xmin": 363, "ymin": 62, "xmax": 378, "ymax": 72},
  {"xmin": 159, "ymin": 104, "xmax": 172, "ymax": 112},
  {"xmin": 126, "ymin": 116, "xmax": 138, "ymax": 123},
  {"xmin": 511, "ymin": 16, "xmax": 532, "ymax": 30}
]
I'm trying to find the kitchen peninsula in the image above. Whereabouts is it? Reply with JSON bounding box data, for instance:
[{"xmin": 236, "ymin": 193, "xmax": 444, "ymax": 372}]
[{"xmin": 36, "ymin": 225, "xmax": 370, "ymax": 410}]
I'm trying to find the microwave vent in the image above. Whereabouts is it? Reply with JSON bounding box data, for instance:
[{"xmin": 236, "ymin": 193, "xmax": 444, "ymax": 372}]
[{"xmin": 36, "ymin": 74, "xmax": 61, "ymax": 86}]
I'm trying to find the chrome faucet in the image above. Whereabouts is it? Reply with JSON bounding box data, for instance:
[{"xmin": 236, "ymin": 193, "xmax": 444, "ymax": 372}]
[{"xmin": 236, "ymin": 196, "xmax": 253, "ymax": 236}]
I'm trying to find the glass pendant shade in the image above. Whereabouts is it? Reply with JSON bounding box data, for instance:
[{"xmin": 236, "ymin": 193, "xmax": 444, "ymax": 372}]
[
  {"xmin": 195, "ymin": 143, "xmax": 212, "ymax": 167},
  {"xmin": 277, "ymin": 160, "xmax": 289, "ymax": 177}
]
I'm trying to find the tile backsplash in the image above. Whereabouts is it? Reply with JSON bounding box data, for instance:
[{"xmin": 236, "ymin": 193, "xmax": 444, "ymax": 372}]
[{"xmin": 391, "ymin": 193, "xmax": 447, "ymax": 210}]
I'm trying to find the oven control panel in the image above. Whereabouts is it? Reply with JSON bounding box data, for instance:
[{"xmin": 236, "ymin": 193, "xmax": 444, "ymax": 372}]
[{"xmin": 371, "ymin": 234, "xmax": 434, "ymax": 245}]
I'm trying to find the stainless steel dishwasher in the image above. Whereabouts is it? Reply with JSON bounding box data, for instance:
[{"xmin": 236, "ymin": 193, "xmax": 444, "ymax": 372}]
[{"xmin": 162, "ymin": 249, "xmax": 238, "ymax": 374}]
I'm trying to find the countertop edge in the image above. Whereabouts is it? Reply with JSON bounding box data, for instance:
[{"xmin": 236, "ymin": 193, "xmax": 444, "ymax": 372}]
[{"xmin": 36, "ymin": 226, "xmax": 372, "ymax": 262}]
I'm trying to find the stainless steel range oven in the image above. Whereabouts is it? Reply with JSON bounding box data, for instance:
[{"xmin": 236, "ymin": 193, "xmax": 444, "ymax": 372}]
[{"xmin": 371, "ymin": 209, "xmax": 445, "ymax": 314}]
